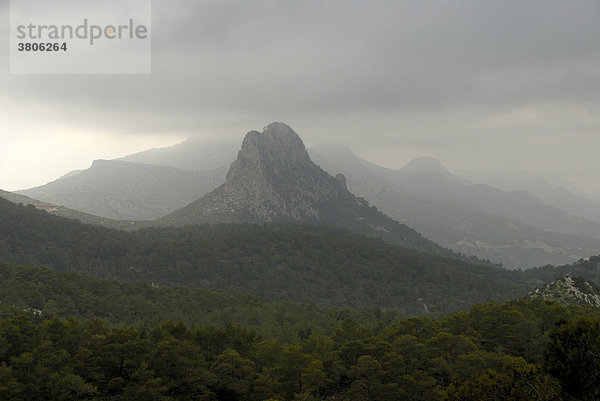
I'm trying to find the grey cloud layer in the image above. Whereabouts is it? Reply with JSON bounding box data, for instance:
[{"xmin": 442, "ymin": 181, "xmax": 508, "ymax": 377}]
[
  {"xmin": 3, "ymin": 1, "xmax": 599, "ymax": 118},
  {"xmin": 1, "ymin": 0, "xmax": 599, "ymax": 193}
]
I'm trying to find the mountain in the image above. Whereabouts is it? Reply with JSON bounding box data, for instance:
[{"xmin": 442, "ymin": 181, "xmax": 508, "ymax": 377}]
[
  {"xmin": 0, "ymin": 189, "xmax": 139, "ymax": 230},
  {"xmin": 460, "ymin": 170, "xmax": 600, "ymax": 225},
  {"xmin": 160, "ymin": 123, "xmax": 450, "ymax": 254},
  {"xmin": 309, "ymin": 145, "xmax": 600, "ymax": 268},
  {"xmin": 119, "ymin": 137, "xmax": 238, "ymax": 171},
  {"xmin": 529, "ymin": 276, "xmax": 600, "ymax": 308},
  {"xmin": 18, "ymin": 159, "xmax": 225, "ymax": 220},
  {"xmin": 400, "ymin": 156, "xmax": 448, "ymax": 173},
  {"xmin": 367, "ymin": 188, "xmax": 600, "ymax": 269},
  {"xmin": 400, "ymin": 156, "xmax": 471, "ymax": 185},
  {"xmin": 387, "ymin": 175, "xmax": 600, "ymax": 240},
  {"xmin": 459, "ymin": 170, "xmax": 583, "ymax": 195}
]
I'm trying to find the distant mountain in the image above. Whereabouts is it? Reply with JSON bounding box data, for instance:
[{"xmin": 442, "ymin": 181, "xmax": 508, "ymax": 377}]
[
  {"xmin": 388, "ymin": 176, "xmax": 600, "ymax": 240},
  {"xmin": 400, "ymin": 156, "xmax": 471, "ymax": 184},
  {"xmin": 18, "ymin": 159, "xmax": 225, "ymax": 220},
  {"xmin": 0, "ymin": 189, "xmax": 139, "ymax": 230},
  {"xmin": 160, "ymin": 123, "xmax": 451, "ymax": 254},
  {"xmin": 536, "ymin": 186, "xmax": 600, "ymax": 225},
  {"xmin": 309, "ymin": 145, "xmax": 600, "ymax": 268},
  {"xmin": 529, "ymin": 276, "xmax": 600, "ymax": 308},
  {"xmin": 119, "ymin": 137, "xmax": 238, "ymax": 171},
  {"xmin": 368, "ymin": 188, "xmax": 600, "ymax": 269},
  {"xmin": 460, "ymin": 170, "xmax": 600, "ymax": 225},
  {"xmin": 401, "ymin": 156, "xmax": 448, "ymax": 173},
  {"xmin": 459, "ymin": 170, "xmax": 581, "ymax": 193}
]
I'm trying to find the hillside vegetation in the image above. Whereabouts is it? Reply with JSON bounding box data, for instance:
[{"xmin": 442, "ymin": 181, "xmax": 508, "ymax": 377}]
[
  {"xmin": 0, "ymin": 288, "xmax": 598, "ymax": 400},
  {"xmin": 0, "ymin": 262, "xmax": 365, "ymax": 342},
  {"xmin": 0, "ymin": 198, "xmax": 539, "ymax": 314}
]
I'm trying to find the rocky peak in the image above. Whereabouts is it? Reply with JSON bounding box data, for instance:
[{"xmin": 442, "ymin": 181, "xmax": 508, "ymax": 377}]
[
  {"xmin": 185, "ymin": 122, "xmax": 352, "ymax": 221},
  {"xmin": 242, "ymin": 123, "xmax": 309, "ymax": 164},
  {"xmin": 159, "ymin": 123, "xmax": 450, "ymax": 256},
  {"xmin": 225, "ymin": 122, "xmax": 314, "ymax": 194}
]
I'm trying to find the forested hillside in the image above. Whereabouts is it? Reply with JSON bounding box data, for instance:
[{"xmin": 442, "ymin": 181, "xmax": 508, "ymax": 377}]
[
  {"xmin": 0, "ymin": 262, "xmax": 373, "ymax": 342},
  {"xmin": 0, "ymin": 198, "xmax": 541, "ymax": 314}
]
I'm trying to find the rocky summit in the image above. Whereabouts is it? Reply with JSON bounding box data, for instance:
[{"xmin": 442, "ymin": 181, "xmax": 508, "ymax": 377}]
[{"xmin": 160, "ymin": 122, "xmax": 450, "ymax": 254}]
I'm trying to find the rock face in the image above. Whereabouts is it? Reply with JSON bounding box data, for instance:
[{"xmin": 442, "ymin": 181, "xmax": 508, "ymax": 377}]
[
  {"xmin": 160, "ymin": 123, "xmax": 449, "ymax": 254},
  {"xmin": 335, "ymin": 174, "xmax": 347, "ymax": 190},
  {"xmin": 530, "ymin": 276, "xmax": 600, "ymax": 307},
  {"xmin": 217, "ymin": 123, "xmax": 346, "ymax": 220}
]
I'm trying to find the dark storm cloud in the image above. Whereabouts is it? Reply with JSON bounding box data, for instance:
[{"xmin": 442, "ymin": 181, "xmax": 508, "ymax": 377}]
[{"xmin": 2, "ymin": 0, "xmax": 600, "ymax": 131}]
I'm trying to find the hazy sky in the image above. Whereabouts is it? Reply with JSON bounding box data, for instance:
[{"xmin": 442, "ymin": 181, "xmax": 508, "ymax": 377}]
[{"xmin": 1, "ymin": 0, "xmax": 600, "ymax": 193}]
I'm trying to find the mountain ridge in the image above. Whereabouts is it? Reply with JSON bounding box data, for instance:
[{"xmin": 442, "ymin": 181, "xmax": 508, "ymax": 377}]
[
  {"xmin": 460, "ymin": 170, "xmax": 600, "ymax": 225},
  {"xmin": 0, "ymin": 196, "xmax": 539, "ymax": 313},
  {"xmin": 119, "ymin": 137, "xmax": 238, "ymax": 172}
]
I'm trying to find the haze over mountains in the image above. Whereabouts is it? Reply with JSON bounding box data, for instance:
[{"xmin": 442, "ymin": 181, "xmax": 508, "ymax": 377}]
[
  {"xmin": 118, "ymin": 137, "xmax": 239, "ymax": 172},
  {"xmin": 309, "ymin": 145, "xmax": 600, "ymax": 268},
  {"xmin": 312, "ymin": 146, "xmax": 600, "ymax": 237},
  {"xmin": 460, "ymin": 170, "xmax": 600, "ymax": 225},
  {"xmin": 6, "ymin": 122, "xmax": 600, "ymax": 269},
  {"xmin": 18, "ymin": 159, "xmax": 225, "ymax": 220},
  {"xmin": 0, "ymin": 189, "xmax": 136, "ymax": 230}
]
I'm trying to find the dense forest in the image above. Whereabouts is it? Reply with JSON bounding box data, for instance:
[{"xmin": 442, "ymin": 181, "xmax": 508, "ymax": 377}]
[
  {"xmin": 0, "ymin": 198, "xmax": 581, "ymax": 314},
  {"xmin": 0, "ymin": 290, "xmax": 598, "ymax": 400},
  {"xmin": 0, "ymin": 260, "xmax": 599, "ymax": 400},
  {"xmin": 3, "ymin": 198, "xmax": 600, "ymax": 400},
  {"xmin": 523, "ymin": 255, "xmax": 600, "ymax": 284},
  {"xmin": 0, "ymin": 262, "xmax": 397, "ymax": 343}
]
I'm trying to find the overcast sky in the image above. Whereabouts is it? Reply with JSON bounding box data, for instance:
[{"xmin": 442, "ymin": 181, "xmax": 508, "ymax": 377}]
[{"xmin": 1, "ymin": 0, "xmax": 600, "ymax": 194}]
